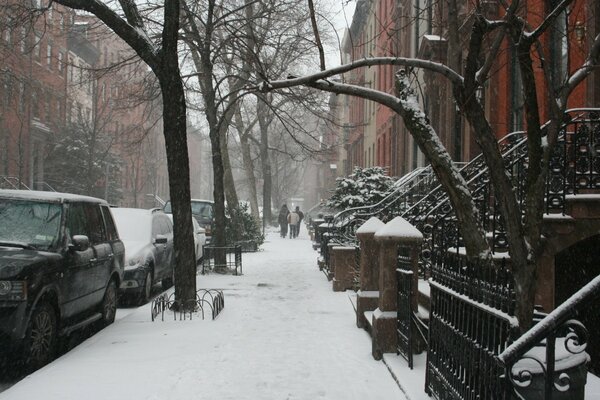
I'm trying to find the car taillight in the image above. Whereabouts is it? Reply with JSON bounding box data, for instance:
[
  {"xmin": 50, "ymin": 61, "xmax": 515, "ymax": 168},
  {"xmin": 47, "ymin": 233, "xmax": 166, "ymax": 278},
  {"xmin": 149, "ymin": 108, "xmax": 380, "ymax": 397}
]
[{"xmin": 0, "ymin": 281, "xmax": 27, "ymax": 301}]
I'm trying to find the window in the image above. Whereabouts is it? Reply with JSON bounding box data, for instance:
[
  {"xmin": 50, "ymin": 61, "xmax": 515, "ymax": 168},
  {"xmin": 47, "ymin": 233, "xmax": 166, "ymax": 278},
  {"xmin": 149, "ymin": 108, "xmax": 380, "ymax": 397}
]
[
  {"xmin": 66, "ymin": 203, "xmax": 88, "ymax": 239},
  {"xmin": 18, "ymin": 82, "xmax": 26, "ymax": 113},
  {"xmin": 20, "ymin": 27, "xmax": 27, "ymax": 53},
  {"xmin": 84, "ymin": 204, "xmax": 106, "ymax": 244},
  {"xmin": 33, "ymin": 35, "xmax": 41, "ymax": 60},
  {"xmin": 47, "ymin": 43, "xmax": 52, "ymax": 68},
  {"xmin": 31, "ymin": 90, "xmax": 39, "ymax": 119},
  {"xmin": 101, "ymin": 206, "xmax": 118, "ymax": 241},
  {"xmin": 2, "ymin": 18, "xmax": 11, "ymax": 44},
  {"xmin": 56, "ymin": 98, "xmax": 63, "ymax": 122},
  {"xmin": 57, "ymin": 51, "xmax": 63, "ymax": 73},
  {"xmin": 45, "ymin": 92, "xmax": 52, "ymax": 122}
]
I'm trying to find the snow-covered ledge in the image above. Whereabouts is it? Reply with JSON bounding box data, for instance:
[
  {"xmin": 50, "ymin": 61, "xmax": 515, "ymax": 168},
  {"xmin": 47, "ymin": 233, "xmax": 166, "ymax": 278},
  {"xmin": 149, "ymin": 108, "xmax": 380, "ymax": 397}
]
[
  {"xmin": 371, "ymin": 217, "xmax": 423, "ymax": 360},
  {"xmin": 355, "ymin": 217, "xmax": 385, "ymax": 330}
]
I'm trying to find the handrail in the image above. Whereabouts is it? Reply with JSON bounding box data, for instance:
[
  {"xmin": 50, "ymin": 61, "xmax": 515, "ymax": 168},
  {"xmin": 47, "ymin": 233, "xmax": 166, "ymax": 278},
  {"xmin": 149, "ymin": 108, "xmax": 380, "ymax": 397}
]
[
  {"xmin": 1, "ymin": 176, "xmax": 31, "ymax": 190},
  {"xmin": 331, "ymin": 166, "xmax": 431, "ymax": 224},
  {"xmin": 498, "ymin": 273, "xmax": 600, "ymax": 366}
]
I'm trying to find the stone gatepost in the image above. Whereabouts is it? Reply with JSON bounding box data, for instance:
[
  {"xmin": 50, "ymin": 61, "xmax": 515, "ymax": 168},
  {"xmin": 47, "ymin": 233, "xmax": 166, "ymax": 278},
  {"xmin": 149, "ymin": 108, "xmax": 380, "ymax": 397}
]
[
  {"xmin": 326, "ymin": 242, "xmax": 337, "ymax": 280},
  {"xmin": 372, "ymin": 216, "xmax": 423, "ymax": 360},
  {"xmin": 355, "ymin": 217, "xmax": 385, "ymax": 330},
  {"xmin": 332, "ymin": 246, "xmax": 357, "ymax": 292}
]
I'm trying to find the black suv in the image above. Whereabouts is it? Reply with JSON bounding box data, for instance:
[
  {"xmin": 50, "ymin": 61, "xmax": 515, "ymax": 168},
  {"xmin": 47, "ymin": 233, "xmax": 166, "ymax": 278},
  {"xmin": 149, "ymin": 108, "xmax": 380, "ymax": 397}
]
[{"xmin": 0, "ymin": 190, "xmax": 124, "ymax": 369}]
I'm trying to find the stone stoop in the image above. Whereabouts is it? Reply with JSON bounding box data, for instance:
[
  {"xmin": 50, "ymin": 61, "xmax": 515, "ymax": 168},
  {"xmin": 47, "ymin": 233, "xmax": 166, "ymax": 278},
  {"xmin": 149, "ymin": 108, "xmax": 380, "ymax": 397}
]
[{"xmin": 565, "ymin": 194, "xmax": 600, "ymax": 219}]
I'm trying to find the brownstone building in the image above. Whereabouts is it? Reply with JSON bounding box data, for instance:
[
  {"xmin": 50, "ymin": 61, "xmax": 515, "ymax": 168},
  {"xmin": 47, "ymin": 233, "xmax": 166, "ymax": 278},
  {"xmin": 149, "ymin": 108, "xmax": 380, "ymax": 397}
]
[{"xmin": 0, "ymin": 2, "xmax": 170, "ymax": 207}]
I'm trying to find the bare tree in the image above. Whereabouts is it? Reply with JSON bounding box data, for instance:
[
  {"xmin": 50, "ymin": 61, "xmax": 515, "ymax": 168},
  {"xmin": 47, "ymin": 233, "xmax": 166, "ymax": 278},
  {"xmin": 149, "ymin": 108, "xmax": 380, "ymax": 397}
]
[
  {"xmin": 53, "ymin": 0, "xmax": 197, "ymax": 307},
  {"xmin": 261, "ymin": 0, "xmax": 600, "ymax": 331}
]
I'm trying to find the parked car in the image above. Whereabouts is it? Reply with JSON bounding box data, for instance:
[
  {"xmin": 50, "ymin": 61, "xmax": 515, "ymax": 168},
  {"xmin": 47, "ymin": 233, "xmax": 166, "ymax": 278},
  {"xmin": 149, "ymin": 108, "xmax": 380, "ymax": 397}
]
[
  {"xmin": 164, "ymin": 214, "xmax": 207, "ymax": 264},
  {"xmin": 111, "ymin": 208, "xmax": 174, "ymax": 304},
  {"xmin": 164, "ymin": 199, "xmax": 214, "ymax": 242},
  {"xmin": 0, "ymin": 190, "xmax": 125, "ymax": 370}
]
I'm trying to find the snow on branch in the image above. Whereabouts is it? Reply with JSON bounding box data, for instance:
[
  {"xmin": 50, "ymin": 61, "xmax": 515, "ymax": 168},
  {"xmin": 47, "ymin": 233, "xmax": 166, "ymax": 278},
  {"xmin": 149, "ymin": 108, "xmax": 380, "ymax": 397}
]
[
  {"xmin": 263, "ymin": 57, "xmax": 463, "ymax": 91},
  {"xmin": 561, "ymin": 33, "xmax": 600, "ymax": 106}
]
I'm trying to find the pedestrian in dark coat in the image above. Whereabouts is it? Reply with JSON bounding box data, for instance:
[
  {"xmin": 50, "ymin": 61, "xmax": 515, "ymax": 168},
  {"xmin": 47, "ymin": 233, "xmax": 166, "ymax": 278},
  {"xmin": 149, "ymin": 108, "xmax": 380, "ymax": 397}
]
[
  {"xmin": 278, "ymin": 205, "xmax": 290, "ymax": 238},
  {"xmin": 294, "ymin": 206, "xmax": 304, "ymax": 238}
]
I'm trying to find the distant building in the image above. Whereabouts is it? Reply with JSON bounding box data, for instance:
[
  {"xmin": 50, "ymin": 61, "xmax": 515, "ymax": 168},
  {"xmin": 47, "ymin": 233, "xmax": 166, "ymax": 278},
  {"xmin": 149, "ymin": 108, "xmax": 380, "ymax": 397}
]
[{"xmin": 0, "ymin": 2, "xmax": 169, "ymax": 206}]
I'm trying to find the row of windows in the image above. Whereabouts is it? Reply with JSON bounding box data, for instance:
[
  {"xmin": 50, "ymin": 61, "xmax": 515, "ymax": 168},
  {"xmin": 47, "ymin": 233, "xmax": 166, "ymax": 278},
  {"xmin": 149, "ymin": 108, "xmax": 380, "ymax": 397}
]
[
  {"xmin": 1, "ymin": 25, "xmax": 67, "ymax": 78},
  {"xmin": 0, "ymin": 76, "xmax": 65, "ymax": 125}
]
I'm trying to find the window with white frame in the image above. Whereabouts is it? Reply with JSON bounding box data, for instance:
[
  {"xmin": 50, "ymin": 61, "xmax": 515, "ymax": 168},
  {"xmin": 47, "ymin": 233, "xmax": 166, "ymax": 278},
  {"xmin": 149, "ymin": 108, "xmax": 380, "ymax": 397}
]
[
  {"xmin": 20, "ymin": 27, "xmax": 27, "ymax": 53},
  {"xmin": 33, "ymin": 35, "xmax": 41, "ymax": 60},
  {"xmin": 47, "ymin": 43, "xmax": 52, "ymax": 68},
  {"xmin": 58, "ymin": 51, "xmax": 63, "ymax": 73}
]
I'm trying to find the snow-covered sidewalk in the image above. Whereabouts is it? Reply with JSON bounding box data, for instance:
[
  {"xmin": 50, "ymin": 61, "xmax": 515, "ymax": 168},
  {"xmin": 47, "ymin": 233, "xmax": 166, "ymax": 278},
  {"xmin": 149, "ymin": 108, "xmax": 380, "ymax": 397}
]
[{"xmin": 1, "ymin": 230, "xmax": 405, "ymax": 400}]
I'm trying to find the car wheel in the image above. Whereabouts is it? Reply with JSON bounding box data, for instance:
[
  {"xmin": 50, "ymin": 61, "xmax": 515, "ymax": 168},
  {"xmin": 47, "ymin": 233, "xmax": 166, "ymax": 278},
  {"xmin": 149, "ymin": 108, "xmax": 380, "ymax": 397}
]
[
  {"xmin": 23, "ymin": 302, "xmax": 57, "ymax": 370},
  {"xmin": 139, "ymin": 269, "xmax": 153, "ymax": 305},
  {"xmin": 101, "ymin": 280, "xmax": 117, "ymax": 326}
]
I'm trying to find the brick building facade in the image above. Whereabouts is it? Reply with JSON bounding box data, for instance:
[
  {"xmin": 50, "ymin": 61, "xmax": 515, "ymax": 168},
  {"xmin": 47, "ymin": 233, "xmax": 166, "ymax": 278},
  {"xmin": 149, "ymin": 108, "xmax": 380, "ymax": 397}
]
[
  {"xmin": 0, "ymin": 2, "xmax": 172, "ymax": 207},
  {"xmin": 333, "ymin": 0, "xmax": 599, "ymax": 185}
]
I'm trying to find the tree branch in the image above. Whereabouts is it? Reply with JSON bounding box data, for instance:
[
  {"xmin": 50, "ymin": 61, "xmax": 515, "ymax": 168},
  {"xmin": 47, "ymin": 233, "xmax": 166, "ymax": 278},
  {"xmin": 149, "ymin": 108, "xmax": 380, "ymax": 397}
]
[
  {"xmin": 53, "ymin": 0, "xmax": 158, "ymax": 69},
  {"xmin": 260, "ymin": 57, "xmax": 464, "ymax": 91}
]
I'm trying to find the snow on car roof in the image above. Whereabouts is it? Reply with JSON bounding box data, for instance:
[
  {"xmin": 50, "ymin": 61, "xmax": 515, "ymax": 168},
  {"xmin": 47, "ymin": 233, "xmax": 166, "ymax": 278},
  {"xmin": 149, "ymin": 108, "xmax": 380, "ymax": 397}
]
[{"xmin": 0, "ymin": 189, "xmax": 109, "ymax": 204}]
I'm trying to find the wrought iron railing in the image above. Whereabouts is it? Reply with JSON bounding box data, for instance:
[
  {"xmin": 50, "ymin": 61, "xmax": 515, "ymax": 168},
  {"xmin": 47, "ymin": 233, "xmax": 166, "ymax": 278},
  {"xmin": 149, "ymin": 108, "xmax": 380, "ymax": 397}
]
[
  {"xmin": 0, "ymin": 176, "xmax": 30, "ymax": 190},
  {"xmin": 396, "ymin": 252, "xmax": 414, "ymax": 369},
  {"xmin": 201, "ymin": 245, "xmax": 242, "ymax": 275},
  {"xmin": 330, "ymin": 167, "xmax": 435, "ymax": 242},
  {"xmin": 426, "ymin": 274, "xmax": 517, "ymax": 400},
  {"xmin": 418, "ymin": 109, "xmax": 600, "ymax": 400},
  {"xmin": 150, "ymin": 289, "xmax": 225, "ymax": 321},
  {"xmin": 498, "ymin": 274, "xmax": 600, "ymax": 400}
]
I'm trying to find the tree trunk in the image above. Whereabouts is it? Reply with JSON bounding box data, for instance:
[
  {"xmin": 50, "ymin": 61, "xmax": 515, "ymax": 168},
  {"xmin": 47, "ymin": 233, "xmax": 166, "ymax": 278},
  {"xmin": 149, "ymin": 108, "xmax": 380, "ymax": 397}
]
[
  {"xmin": 158, "ymin": 76, "xmax": 196, "ymax": 306},
  {"xmin": 234, "ymin": 107, "xmax": 260, "ymax": 221},
  {"xmin": 257, "ymin": 94, "xmax": 272, "ymax": 227},
  {"xmin": 219, "ymin": 127, "xmax": 238, "ymax": 205}
]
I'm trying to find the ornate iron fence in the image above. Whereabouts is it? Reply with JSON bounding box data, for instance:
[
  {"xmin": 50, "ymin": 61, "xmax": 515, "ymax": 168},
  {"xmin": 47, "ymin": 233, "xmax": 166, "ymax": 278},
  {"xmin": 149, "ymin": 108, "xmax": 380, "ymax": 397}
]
[
  {"xmin": 427, "ymin": 278, "xmax": 517, "ymax": 400},
  {"xmin": 498, "ymin": 274, "xmax": 600, "ymax": 400},
  {"xmin": 151, "ymin": 289, "xmax": 225, "ymax": 321},
  {"xmin": 201, "ymin": 245, "xmax": 242, "ymax": 275},
  {"xmin": 415, "ymin": 109, "xmax": 600, "ymax": 399},
  {"xmin": 397, "ymin": 251, "xmax": 414, "ymax": 369}
]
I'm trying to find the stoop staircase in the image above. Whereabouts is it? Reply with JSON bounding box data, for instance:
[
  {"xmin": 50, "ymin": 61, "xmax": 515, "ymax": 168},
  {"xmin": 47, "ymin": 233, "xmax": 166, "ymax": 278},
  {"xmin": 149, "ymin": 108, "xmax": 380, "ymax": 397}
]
[
  {"xmin": 312, "ymin": 109, "xmax": 600, "ymax": 400},
  {"xmin": 392, "ymin": 109, "xmax": 600, "ymax": 399}
]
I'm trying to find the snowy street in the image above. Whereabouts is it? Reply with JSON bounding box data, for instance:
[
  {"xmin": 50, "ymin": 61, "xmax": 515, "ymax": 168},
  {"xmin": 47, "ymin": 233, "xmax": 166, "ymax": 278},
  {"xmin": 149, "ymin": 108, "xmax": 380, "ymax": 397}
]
[{"xmin": 0, "ymin": 229, "xmax": 405, "ymax": 400}]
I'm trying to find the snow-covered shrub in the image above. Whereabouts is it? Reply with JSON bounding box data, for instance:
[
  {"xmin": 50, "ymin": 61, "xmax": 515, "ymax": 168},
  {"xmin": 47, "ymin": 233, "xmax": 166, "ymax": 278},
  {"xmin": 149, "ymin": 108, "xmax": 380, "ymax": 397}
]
[
  {"xmin": 326, "ymin": 167, "xmax": 394, "ymax": 210},
  {"xmin": 225, "ymin": 202, "xmax": 265, "ymax": 247}
]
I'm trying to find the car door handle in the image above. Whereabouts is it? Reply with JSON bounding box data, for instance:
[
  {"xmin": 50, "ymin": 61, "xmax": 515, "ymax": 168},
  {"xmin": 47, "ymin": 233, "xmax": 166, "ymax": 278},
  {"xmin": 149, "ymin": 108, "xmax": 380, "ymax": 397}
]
[{"xmin": 90, "ymin": 258, "xmax": 97, "ymax": 263}]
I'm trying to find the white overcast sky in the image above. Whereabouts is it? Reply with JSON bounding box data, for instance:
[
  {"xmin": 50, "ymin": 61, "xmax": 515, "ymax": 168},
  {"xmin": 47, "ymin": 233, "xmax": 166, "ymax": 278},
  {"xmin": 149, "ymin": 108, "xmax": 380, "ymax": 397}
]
[{"xmin": 324, "ymin": 0, "xmax": 356, "ymax": 67}]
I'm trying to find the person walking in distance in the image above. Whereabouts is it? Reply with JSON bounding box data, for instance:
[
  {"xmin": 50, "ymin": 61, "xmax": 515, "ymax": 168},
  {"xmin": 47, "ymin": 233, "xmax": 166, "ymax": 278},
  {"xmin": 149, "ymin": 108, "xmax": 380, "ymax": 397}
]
[
  {"xmin": 294, "ymin": 206, "xmax": 304, "ymax": 238},
  {"xmin": 278, "ymin": 204, "xmax": 290, "ymax": 238},
  {"xmin": 287, "ymin": 208, "xmax": 299, "ymax": 238}
]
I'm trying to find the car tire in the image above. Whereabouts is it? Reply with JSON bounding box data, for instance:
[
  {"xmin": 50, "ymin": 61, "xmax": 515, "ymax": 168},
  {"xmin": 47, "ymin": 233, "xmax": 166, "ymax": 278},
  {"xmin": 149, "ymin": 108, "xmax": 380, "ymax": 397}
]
[
  {"xmin": 23, "ymin": 302, "xmax": 57, "ymax": 370},
  {"xmin": 139, "ymin": 269, "xmax": 153, "ymax": 305},
  {"xmin": 101, "ymin": 280, "xmax": 117, "ymax": 326}
]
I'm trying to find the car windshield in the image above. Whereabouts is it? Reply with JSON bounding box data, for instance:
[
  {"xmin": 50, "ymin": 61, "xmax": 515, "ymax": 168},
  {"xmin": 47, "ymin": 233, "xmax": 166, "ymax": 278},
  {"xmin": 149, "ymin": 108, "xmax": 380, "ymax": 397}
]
[
  {"xmin": 164, "ymin": 201, "xmax": 213, "ymax": 220},
  {"xmin": 0, "ymin": 199, "xmax": 62, "ymax": 250},
  {"xmin": 191, "ymin": 202, "xmax": 213, "ymax": 219}
]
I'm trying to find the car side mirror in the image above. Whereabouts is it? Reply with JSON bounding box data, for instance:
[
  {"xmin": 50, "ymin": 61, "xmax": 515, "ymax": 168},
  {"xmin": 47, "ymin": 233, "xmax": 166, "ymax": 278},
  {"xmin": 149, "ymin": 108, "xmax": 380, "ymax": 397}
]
[
  {"xmin": 70, "ymin": 235, "xmax": 90, "ymax": 252},
  {"xmin": 153, "ymin": 235, "xmax": 168, "ymax": 245}
]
